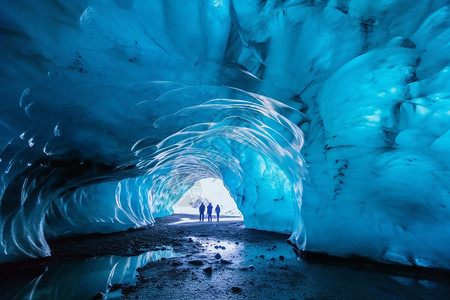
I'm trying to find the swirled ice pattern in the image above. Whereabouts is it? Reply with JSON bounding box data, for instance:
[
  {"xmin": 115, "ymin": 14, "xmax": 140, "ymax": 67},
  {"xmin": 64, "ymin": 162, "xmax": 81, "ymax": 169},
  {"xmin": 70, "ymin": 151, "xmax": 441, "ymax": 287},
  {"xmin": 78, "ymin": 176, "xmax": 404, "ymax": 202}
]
[{"xmin": 0, "ymin": 0, "xmax": 449, "ymax": 269}]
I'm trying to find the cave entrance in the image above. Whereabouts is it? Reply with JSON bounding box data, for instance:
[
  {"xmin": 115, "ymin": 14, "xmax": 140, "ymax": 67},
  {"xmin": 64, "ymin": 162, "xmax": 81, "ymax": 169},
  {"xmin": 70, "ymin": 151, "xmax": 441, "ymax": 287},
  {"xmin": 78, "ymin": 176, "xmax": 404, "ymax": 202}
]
[{"xmin": 172, "ymin": 178, "xmax": 243, "ymax": 219}]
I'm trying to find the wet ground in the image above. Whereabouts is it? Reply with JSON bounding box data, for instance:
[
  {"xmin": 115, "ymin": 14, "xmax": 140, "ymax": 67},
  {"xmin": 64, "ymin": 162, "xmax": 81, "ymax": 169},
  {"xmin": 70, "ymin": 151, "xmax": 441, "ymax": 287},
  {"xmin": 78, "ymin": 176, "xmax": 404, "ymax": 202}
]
[{"xmin": 1, "ymin": 214, "xmax": 449, "ymax": 299}]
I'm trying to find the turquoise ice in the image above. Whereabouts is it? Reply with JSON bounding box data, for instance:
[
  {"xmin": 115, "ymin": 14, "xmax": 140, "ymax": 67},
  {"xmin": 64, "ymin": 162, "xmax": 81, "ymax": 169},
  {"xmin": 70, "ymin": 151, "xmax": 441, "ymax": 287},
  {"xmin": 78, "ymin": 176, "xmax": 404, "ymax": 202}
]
[{"xmin": 0, "ymin": 0, "xmax": 449, "ymax": 269}]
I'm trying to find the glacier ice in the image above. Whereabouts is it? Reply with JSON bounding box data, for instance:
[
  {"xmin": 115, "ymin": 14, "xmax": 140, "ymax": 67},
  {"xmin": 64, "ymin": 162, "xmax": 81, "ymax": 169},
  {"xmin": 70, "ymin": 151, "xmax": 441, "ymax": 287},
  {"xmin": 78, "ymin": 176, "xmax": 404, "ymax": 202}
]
[
  {"xmin": 14, "ymin": 249, "xmax": 176, "ymax": 299},
  {"xmin": 0, "ymin": 0, "xmax": 449, "ymax": 269}
]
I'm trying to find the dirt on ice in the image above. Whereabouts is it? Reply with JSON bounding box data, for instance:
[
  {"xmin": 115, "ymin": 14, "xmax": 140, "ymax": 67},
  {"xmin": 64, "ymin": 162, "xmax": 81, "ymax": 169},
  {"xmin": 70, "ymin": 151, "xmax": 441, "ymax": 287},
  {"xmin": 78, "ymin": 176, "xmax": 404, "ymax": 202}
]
[{"xmin": 1, "ymin": 214, "xmax": 450, "ymax": 299}]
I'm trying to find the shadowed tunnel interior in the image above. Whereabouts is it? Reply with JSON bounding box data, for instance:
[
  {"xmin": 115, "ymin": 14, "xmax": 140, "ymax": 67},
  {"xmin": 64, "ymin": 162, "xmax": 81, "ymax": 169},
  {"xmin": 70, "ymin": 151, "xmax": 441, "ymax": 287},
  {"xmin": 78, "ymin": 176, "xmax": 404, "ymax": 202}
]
[{"xmin": 0, "ymin": 0, "xmax": 449, "ymax": 272}]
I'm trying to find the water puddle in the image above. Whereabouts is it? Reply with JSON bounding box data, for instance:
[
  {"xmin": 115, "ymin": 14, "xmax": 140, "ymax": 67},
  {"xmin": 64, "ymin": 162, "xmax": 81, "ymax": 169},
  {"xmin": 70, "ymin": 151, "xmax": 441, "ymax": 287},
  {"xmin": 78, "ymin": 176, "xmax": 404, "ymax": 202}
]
[
  {"xmin": 193, "ymin": 237, "xmax": 243, "ymax": 256},
  {"xmin": 186, "ymin": 236, "xmax": 297, "ymax": 265},
  {"xmin": 13, "ymin": 248, "xmax": 177, "ymax": 299},
  {"xmin": 186, "ymin": 236, "xmax": 246, "ymax": 266}
]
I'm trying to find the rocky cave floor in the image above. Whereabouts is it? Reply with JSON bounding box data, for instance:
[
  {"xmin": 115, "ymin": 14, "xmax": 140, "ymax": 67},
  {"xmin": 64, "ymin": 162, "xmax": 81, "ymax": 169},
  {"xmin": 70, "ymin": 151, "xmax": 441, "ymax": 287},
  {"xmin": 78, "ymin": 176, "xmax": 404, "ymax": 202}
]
[{"xmin": 1, "ymin": 214, "xmax": 450, "ymax": 299}]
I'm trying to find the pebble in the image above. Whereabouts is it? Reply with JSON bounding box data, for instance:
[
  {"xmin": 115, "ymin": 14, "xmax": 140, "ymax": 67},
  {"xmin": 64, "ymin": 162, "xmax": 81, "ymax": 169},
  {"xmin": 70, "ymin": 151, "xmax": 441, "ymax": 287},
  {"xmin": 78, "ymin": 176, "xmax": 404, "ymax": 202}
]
[
  {"xmin": 171, "ymin": 262, "xmax": 183, "ymax": 267},
  {"xmin": 203, "ymin": 266, "xmax": 213, "ymax": 275},
  {"xmin": 279, "ymin": 255, "xmax": 285, "ymax": 261},
  {"xmin": 215, "ymin": 253, "xmax": 222, "ymax": 259},
  {"xmin": 248, "ymin": 265, "xmax": 255, "ymax": 270},
  {"xmin": 220, "ymin": 259, "xmax": 232, "ymax": 265},
  {"xmin": 188, "ymin": 260, "xmax": 204, "ymax": 266},
  {"xmin": 231, "ymin": 287, "xmax": 242, "ymax": 293}
]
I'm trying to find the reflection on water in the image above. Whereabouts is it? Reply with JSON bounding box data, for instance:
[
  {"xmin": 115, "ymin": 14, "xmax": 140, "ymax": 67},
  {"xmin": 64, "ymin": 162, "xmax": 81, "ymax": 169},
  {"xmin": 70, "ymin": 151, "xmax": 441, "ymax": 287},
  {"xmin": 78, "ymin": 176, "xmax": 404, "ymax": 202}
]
[
  {"xmin": 188, "ymin": 237, "xmax": 245, "ymax": 264},
  {"xmin": 13, "ymin": 248, "xmax": 176, "ymax": 299}
]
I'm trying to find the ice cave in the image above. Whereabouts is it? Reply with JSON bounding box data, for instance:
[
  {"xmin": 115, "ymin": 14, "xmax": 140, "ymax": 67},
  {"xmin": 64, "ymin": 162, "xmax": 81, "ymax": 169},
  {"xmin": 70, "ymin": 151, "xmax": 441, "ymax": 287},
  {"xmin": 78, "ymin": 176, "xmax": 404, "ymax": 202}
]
[{"xmin": 0, "ymin": 0, "xmax": 450, "ymax": 297}]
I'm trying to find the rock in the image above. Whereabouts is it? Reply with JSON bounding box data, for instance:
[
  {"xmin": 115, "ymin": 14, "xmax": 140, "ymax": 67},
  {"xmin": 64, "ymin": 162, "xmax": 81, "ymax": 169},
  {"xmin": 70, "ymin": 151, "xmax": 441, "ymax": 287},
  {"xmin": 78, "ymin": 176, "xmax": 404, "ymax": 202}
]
[
  {"xmin": 161, "ymin": 247, "xmax": 167, "ymax": 250},
  {"xmin": 109, "ymin": 283, "xmax": 123, "ymax": 292},
  {"xmin": 122, "ymin": 284, "xmax": 138, "ymax": 294},
  {"xmin": 220, "ymin": 259, "xmax": 232, "ymax": 265},
  {"xmin": 400, "ymin": 38, "xmax": 416, "ymax": 49},
  {"xmin": 231, "ymin": 287, "xmax": 242, "ymax": 293},
  {"xmin": 171, "ymin": 262, "xmax": 183, "ymax": 267},
  {"xmin": 279, "ymin": 255, "xmax": 285, "ymax": 261},
  {"xmin": 188, "ymin": 238, "xmax": 194, "ymax": 243},
  {"xmin": 215, "ymin": 253, "xmax": 222, "ymax": 259},
  {"xmin": 188, "ymin": 260, "xmax": 204, "ymax": 266},
  {"xmin": 203, "ymin": 266, "xmax": 213, "ymax": 275},
  {"xmin": 248, "ymin": 265, "xmax": 255, "ymax": 270},
  {"xmin": 93, "ymin": 292, "xmax": 104, "ymax": 299},
  {"xmin": 259, "ymin": 255, "xmax": 264, "ymax": 259},
  {"xmin": 240, "ymin": 267, "xmax": 248, "ymax": 271},
  {"xmin": 235, "ymin": 242, "xmax": 239, "ymax": 245},
  {"xmin": 270, "ymin": 257, "xmax": 276, "ymax": 261},
  {"xmin": 249, "ymin": 280, "xmax": 254, "ymax": 284}
]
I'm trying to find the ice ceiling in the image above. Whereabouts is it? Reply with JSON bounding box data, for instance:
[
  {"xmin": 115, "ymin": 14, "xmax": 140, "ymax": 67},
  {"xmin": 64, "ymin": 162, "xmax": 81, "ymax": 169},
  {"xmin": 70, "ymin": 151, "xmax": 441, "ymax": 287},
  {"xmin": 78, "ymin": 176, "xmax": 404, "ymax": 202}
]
[{"xmin": 1, "ymin": 0, "xmax": 449, "ymax": 268}]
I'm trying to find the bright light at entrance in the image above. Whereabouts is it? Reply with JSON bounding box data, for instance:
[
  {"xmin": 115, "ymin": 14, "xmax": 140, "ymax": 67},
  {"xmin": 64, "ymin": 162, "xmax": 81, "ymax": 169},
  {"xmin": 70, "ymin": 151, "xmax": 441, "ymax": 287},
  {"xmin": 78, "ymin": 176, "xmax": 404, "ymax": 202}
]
[{"xmin": 172, "ymin": 178, "xmax": 242, "ymax": 217}]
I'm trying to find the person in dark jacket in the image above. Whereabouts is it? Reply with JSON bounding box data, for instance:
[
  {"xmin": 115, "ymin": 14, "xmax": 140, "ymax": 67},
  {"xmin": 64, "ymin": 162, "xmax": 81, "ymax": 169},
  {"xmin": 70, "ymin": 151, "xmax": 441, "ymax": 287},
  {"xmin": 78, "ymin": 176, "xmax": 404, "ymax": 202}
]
[
  {"xmin": 215, "ymin": 205, "xmax": 221, "ymax": 222},
  {"xmin": 199, "ymin": 203, "xmax": 205, "ymax": 222},
  {"xmin": 207, "ymin": 203, "xmax": 213, "ymax": 222}
]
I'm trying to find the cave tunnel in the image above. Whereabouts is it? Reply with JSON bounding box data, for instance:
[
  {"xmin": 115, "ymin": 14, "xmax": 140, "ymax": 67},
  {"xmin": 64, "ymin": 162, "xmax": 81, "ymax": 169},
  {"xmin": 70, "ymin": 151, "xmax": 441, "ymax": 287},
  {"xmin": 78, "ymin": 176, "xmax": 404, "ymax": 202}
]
[{"xmin": 1, "ymin": 0, "xmax": 450, "ymax": 299}]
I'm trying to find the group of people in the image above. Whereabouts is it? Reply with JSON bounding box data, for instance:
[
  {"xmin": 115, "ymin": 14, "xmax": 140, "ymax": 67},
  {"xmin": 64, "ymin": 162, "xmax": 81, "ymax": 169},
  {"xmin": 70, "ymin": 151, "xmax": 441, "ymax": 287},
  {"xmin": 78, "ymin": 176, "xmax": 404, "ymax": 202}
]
[{"xmin": 199, "ymin": 203, "xmax": 220, "ymax": 222}]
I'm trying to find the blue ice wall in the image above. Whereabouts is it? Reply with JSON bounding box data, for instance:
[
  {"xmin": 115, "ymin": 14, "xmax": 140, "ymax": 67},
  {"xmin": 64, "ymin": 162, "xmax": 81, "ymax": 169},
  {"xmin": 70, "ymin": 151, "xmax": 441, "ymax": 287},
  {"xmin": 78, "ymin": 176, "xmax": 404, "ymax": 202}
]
[{"xmin": 0, "ymin": 0, "xmax": 449, "ymax": 268}]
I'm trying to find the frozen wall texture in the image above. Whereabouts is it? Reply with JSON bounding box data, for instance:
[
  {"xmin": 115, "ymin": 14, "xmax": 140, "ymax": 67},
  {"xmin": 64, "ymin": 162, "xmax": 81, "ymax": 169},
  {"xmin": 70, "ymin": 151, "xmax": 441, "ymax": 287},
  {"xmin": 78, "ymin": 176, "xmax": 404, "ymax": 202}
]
[{"xmin": 0, "ymin": 0, "xmax": 449, "ymax": 268}]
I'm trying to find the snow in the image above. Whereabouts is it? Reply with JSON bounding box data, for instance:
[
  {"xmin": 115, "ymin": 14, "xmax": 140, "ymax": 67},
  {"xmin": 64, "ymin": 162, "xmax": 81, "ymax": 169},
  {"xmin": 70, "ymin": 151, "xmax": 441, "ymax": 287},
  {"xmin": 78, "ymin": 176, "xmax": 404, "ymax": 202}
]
[
  {"xmin": 172, "ymin": 178, "xmax": 242, "ymax": 217},
  {"xmin": 0, "ymin": 0, "xmax": 449, "ymax": 269}
]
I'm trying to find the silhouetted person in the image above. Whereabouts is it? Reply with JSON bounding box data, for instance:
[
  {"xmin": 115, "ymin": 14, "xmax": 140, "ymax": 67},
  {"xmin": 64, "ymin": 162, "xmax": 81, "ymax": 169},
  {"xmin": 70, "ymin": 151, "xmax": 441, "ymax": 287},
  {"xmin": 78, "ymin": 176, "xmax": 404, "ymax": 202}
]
[
  {"xmin": 215, "ymin": 205, "xmax": 221, "ymax": 222},
  {"xmin": 199, "ymin": 203, "xmax": 205, "ymax": 222},
  {"xmin": 207, "ymin": 203, "xmax": 213, "ymax": 222}
]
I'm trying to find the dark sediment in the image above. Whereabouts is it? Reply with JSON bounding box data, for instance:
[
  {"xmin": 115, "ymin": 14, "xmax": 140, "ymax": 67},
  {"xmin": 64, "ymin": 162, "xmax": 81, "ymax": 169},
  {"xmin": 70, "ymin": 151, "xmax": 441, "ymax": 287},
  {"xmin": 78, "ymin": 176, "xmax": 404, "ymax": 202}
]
[{"xmin": 1, "ymin": 214, "xmax": 449, "ymax": 300}]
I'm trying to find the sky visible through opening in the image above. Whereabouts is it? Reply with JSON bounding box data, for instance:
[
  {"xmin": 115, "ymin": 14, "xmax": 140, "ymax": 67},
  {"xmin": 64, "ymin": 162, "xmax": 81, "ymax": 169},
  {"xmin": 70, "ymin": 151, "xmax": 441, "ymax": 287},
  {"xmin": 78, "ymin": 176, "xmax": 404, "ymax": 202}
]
[{"xmin": 173, "ymin": 178, "xmax": 243, "ymax": 217}]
